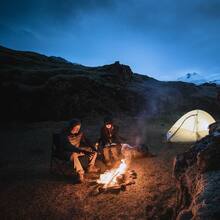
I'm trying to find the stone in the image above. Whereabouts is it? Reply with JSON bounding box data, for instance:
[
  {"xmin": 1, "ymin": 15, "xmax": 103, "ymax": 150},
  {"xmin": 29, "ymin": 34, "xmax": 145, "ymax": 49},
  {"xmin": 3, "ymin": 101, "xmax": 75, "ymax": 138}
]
[{"xmin": 174, "ymin": 133, "xmax": 220, "ymax": 219}]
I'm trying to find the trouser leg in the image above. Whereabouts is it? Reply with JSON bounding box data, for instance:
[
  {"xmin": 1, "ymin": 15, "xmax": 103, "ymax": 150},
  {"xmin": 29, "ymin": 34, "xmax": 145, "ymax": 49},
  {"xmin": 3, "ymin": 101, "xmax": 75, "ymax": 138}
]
[
  {"xmin": 111, "ymin": 146, "xmax": 119, "ymax": 161},
  {"xmin": 103, "ymin": 147, "xmax": 111, "ymax": 162},
  {"xmin": 124, "ymin": 149, "xmax": 132, "ymax": 167},
  {"xmin": 70, "ymin": 152, "xmax": 84, "ymax": 174}
]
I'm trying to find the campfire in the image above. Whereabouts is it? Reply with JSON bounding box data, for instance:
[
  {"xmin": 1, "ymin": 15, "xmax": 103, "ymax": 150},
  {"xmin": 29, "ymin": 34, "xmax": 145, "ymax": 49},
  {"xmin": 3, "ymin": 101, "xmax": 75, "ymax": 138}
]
[{"xmin": 96, "ymin": 159, "xmax": 137, "ymax": 193}]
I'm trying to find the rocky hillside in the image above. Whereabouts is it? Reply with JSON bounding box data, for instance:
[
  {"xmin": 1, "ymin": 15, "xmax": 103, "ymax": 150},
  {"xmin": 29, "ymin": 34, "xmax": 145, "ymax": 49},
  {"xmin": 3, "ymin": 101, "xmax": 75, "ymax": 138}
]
[{"xmin": 1, "ymin": 45, "xmax": 220, "ymax": 122}]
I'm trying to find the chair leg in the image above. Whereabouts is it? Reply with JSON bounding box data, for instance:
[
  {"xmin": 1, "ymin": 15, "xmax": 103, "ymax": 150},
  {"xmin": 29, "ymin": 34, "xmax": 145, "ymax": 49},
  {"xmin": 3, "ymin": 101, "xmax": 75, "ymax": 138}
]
[
  {"xmin": 50, "ymin": 143, "xmax": 54, "ymax": 173},
  {"xmin": 50, "ymin": 156, "xmax": 53, "ymax": 173},
  {"xmin": 50, "ymin": 157, "xmax": 73, "ymax": 176},
  {"xmin": 60, "ymin": 161, "xmax": 68, "ymax": 175},
  {"xmin": 53, "ymin": 159, "xmax": 66, "ymax": 175}
]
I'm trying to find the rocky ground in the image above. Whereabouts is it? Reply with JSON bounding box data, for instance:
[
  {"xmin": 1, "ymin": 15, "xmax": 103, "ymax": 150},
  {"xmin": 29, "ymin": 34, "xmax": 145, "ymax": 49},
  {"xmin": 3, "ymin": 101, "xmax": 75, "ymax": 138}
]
[{"xmin": 0, "ymin": 116, "xmax": 191, "ymax": 220}]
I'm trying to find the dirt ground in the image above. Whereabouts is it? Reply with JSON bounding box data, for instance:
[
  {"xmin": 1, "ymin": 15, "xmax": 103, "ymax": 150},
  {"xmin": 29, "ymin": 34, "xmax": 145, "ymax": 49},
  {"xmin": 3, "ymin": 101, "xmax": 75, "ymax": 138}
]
[{"xmin": 0, "ymin": 116, "xmax": 190, "ymax": 220}]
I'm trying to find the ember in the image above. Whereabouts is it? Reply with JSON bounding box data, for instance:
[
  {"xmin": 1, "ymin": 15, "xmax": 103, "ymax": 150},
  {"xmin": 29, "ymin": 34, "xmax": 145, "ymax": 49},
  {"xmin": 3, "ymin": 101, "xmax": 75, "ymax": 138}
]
[
  {"xmin": 96, "ymin": 159, "xmax": 137, "ymax": 193},
  {"xmin": 97, "ymin": 159, "xmax": 127, "ymax": 188}
]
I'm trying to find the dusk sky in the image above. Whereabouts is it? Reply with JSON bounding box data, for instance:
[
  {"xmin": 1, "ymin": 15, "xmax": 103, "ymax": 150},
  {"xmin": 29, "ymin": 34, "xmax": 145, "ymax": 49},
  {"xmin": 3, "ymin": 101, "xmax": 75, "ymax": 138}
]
[{"xmin": 1, "ymin": 0, "xmax": 220, "ymax": 80}]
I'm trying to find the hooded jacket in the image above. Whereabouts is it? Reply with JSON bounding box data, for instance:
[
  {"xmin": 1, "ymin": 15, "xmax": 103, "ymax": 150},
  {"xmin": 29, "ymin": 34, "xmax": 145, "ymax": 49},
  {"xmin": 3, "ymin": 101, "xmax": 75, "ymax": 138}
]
[
  {"xmin": 59, "ymin": 119, "xmax": 95, "ymax": 159},
  {"xmin": 99, "ymin": 125, "xmax": 124, "ymax": 147}
]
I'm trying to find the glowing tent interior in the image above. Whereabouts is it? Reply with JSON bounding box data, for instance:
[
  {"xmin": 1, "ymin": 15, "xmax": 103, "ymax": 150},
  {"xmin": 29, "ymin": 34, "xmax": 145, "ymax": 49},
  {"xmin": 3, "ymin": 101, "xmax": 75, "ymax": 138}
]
[{"xmin": 167, "ymin": 109, "xmax": 215, "ymax": 142}]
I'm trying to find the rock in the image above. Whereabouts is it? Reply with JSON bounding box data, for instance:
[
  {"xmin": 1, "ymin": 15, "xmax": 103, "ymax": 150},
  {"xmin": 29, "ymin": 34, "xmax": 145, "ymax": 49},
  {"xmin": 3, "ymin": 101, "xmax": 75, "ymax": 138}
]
[
  {"xmin": 160, "ymin": 207, "xmax": 174, "ymax": 220},
  {"xmin": 97, "ymin": 61, "xmax": 133, "ymax": 81},
  {"xmin": 176, "ymin": 209, "xmax": 193, "ymax": 220},
  {"xmin": 197, "ymin": 141, "xmax": 220, "ymax": 173},
  {"xmin": 191, "ymin": 171, "xmax": 220, "ymax": 219},
  {"xmin": 173, "ymin": 135, "xmax": 212, "ymax": 179},
  {"xmin": 173, "ymin": 153, "xmax": 188, "ymax": 180},
  {"xmin": 173, "ymin": 133, "xmax": 220, "ymax": 220}
]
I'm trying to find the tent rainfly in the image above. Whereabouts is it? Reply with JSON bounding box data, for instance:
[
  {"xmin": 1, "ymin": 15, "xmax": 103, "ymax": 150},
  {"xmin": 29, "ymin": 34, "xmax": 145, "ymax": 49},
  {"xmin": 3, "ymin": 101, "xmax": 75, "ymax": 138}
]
[{"xmin": 167, "ymin": 109, "xmax": 215, "ymax": 143}]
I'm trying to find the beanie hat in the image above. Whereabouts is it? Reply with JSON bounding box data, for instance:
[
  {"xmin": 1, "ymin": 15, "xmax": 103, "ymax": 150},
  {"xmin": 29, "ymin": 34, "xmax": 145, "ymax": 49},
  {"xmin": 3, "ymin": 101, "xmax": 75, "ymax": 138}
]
[
  {"xmin": 104, "ymin": 116, "xmax": 113, "ymax": 125},
  {"xmin": 69, "ymin": 118, "xmax": 81, "ymax": 128}
]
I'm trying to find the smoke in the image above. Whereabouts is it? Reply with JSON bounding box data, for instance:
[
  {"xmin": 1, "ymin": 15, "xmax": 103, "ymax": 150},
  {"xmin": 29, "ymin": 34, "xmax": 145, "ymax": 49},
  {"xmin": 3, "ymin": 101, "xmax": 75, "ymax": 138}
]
[{"xmin": 133, "ymin": 83, "xmax": 181, "ymax": 148}]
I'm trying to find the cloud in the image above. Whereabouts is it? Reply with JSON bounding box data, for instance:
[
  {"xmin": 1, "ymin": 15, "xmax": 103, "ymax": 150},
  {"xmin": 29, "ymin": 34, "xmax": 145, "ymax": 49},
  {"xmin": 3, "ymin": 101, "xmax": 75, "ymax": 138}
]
[
  {"xmin": 0, "ymin": 0, "xmax": 114, "ymax": 27},
  {"xmin": 0, "ymin": 0, "xmax": 220, "ymax": 80}
]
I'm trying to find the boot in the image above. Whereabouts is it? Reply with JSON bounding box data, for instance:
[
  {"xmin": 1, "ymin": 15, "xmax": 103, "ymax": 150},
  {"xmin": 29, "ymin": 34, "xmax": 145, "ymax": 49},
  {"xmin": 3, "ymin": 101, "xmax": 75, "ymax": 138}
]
[
  {"xmin": 105, "ymin": 161, "xmax": 112, "ymax": 167},
  {"xmin": 77, "ymin": 172, "xmax": 84, "ymax": 183}
]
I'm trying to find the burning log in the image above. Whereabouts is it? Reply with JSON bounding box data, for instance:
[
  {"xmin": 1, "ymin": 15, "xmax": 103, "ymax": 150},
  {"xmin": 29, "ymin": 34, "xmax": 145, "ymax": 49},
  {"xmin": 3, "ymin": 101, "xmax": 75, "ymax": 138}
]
[{"xmin": 94, "ymin": 159, "xmax": 137, "ymax": 194}]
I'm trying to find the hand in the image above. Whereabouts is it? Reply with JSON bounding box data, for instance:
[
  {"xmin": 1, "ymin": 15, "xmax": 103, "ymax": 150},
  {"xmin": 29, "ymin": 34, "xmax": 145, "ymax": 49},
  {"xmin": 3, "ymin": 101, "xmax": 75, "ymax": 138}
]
[
  {"xmin": 92, "ymin": 147, "xmax": 98, "ymax": 152},
  {"xmin": 95, "ymin": 142, "xmax": 99, "ymax": 148},
  {"xmin": 91, "ymin": 143, "xmax": 99, "ymax": 152},
  {"xmin": 82, "ymin": 150, "xmax": 95, "ymax": 157}
]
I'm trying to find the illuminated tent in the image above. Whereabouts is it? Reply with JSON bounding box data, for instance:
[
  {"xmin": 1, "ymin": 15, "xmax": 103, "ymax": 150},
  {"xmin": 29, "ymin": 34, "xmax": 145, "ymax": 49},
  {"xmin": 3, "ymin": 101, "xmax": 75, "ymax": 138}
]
[{"xmin": 167, "ymin": 110, "xmax": 215, "ymax": 142}]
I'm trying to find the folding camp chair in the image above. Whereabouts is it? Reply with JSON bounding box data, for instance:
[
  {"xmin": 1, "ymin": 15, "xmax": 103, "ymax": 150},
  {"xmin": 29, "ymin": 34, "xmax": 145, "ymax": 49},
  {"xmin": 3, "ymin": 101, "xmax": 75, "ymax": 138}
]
[{"xmin": 50, "ymin": 133, "xmax": 71, "ymax": 175}]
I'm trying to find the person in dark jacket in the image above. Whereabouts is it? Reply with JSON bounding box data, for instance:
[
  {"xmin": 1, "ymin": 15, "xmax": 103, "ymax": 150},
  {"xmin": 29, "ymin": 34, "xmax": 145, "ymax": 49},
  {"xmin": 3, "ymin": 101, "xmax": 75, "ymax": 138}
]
[
  {"xmin": 99, "ymin": 116, "xmax": 124, "ymax": 166},
  {"xmin": 61, "ymin": 119, "xmax": 99, "ymax": 182}
]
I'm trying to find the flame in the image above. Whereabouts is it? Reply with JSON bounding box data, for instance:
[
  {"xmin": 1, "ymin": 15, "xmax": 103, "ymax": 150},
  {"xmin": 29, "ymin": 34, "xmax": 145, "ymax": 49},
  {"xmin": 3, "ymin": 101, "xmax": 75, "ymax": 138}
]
[{"xmin": 97, "ymin": 159, "xmax": 127, "ymax": 188}]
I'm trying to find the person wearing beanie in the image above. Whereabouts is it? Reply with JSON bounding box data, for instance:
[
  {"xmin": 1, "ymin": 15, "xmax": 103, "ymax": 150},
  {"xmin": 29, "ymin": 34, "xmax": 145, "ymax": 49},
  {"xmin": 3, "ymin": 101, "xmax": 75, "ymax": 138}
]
[
  {"xmin": 61, "ymin": 118, "xmax": 99, "ymax": 183},
  {"xmin": 99, "ymin": 116, "xmax": 125, "ymax": 166}
]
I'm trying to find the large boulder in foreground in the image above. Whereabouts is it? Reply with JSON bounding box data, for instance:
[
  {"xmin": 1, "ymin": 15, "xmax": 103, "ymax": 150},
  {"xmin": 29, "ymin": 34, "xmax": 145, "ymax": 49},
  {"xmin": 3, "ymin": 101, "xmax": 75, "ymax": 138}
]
[{"xmin": 173, "ymin": 132, "xmax": 220, "ymax": 219}]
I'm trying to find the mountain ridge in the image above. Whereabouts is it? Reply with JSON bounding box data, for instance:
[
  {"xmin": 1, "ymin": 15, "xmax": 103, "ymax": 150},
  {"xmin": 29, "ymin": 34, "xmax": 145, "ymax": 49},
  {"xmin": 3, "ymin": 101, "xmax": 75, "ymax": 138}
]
[
  {"xmin": 1, "ymin": 45, "xmax": 220, "ymax": 122},
  {"xmin": 177, "ymin": 72, "xmax": 220, "ymax": 85}
]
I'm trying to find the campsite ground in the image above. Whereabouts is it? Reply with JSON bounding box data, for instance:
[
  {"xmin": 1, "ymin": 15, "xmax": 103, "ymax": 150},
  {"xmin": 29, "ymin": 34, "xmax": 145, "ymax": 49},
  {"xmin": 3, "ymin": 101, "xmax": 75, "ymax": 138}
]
[
  {"xmin": 1, "ymin": 46, "xmax": 220, "ymax": 219},
  {"xmin": 0, "ymin": 115, "xmax": 196, "ymax": 219}
]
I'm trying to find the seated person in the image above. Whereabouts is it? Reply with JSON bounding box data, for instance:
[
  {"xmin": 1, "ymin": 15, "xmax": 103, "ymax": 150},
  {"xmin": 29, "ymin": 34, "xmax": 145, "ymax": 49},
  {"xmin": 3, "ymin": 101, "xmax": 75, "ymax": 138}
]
[
  {"xmin": 60, "ymin": 119, "xmax": 99, "ymax": 183},
  {"xmin": 98, "ymin": 116, "xmax": 125, "ymax": 166}
]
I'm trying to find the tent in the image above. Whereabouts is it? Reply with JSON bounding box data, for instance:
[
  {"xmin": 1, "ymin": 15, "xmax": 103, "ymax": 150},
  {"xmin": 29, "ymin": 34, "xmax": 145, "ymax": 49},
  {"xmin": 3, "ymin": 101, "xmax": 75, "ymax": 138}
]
[{"xmin": 167, "ymin": 109, "xmax": 215, "ymax": 142}]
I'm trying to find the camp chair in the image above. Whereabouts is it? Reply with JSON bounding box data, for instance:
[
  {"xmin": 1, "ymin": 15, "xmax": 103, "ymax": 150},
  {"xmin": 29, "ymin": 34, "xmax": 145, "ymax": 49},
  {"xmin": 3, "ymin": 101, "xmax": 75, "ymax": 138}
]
[
  {"xmin": 50, "ymin": 133, "xmax": 71, "ymax": 175},
  {"xmin": 50, "ymin": 133, "xmax": 90, "ymax": 175}
]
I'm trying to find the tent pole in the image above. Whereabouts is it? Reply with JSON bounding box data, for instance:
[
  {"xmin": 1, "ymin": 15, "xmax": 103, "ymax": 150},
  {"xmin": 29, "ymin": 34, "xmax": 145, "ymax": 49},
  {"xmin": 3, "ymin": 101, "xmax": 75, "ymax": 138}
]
[{"xmin": 168, "ymin": 114, "xmax": 197, "ymax": 141}]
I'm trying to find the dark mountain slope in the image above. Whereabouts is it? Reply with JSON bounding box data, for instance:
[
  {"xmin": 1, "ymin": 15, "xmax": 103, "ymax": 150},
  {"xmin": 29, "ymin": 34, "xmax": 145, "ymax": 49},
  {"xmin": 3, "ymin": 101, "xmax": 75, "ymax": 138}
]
[{"xmin": 0, "ymin": 45, "xmax": 219, "ymax": 122}]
